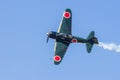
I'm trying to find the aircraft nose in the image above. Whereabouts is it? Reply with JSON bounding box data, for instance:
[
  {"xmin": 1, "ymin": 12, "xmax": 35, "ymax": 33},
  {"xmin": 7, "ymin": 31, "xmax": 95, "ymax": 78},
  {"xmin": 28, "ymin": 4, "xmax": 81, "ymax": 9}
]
[
  {"xmin": 46, "ymin": 32, "xmax": 49, "ymax": 36},
  {"xmin": 46, "ymin": 32, "xmax": 51, "ymax": 37},
  {"xmin": 46, "ymin": 32, "xmax": 49, "ymax": 35}
]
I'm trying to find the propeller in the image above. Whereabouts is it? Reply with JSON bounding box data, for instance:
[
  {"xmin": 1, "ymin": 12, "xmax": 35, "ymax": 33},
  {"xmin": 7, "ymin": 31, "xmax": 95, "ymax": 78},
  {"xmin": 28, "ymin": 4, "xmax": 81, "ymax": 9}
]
[
  {"xmin": 46, "ymin": 31, "xmax": 50, "ymax": 43},
  {"xmin": 46, "ymin": 28, "xmax": 51, "ymax": 43}
]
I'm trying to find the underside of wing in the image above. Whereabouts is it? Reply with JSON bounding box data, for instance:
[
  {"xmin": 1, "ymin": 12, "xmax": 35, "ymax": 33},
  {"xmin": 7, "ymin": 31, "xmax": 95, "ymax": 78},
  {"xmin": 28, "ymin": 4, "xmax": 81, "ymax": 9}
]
[
  {"xmin": 54, "ymin": 42, "xmax": 69, "ymax": 65},
  {"xmin": 57, "ymin": 8, "xmax": 72, "ymax": 35}
]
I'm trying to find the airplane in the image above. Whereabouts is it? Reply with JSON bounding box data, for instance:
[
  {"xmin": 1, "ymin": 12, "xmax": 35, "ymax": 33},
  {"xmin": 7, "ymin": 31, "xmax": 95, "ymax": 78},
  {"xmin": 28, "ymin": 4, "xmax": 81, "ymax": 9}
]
[{"xmin": 47, "ymin": 8, "xmax": 99, "ymax": 65}]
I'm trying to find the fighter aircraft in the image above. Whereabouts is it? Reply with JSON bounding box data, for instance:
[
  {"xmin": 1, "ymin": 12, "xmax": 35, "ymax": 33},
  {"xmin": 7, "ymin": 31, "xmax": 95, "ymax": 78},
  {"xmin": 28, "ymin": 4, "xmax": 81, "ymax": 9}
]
[{"xmin": 47, "ymin": 8, "xmax": 99, "ymax": 65}]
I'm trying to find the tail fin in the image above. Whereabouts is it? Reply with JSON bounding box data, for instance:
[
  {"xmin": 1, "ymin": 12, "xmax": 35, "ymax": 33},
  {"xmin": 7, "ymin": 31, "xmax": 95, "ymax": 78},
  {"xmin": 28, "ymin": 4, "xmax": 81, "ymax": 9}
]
[{"xmin": 86, "ymin": 31, "xmax": 98, "ymax": 53}]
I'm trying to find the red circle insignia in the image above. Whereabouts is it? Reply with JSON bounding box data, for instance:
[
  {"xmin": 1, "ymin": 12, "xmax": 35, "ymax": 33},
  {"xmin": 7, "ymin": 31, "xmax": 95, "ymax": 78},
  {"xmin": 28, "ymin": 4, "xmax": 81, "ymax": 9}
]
[
  {"xmin": 71, "ymin": 39, "xmax": 78, "ymax": 43},
  {"xmin": 53, "ymin": 55, "xmax": 61, "ymax": 62},
  {"xmin": 64, "ymin": 12, "xmax": 71, "ymax": 19}
]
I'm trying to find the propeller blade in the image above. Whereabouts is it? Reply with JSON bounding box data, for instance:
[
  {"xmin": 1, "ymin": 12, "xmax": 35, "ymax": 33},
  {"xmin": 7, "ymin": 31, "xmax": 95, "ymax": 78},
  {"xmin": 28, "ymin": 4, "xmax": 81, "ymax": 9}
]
[{"xmin": 47, "ymin": 37, "xmax": 49, "ymax": 43}]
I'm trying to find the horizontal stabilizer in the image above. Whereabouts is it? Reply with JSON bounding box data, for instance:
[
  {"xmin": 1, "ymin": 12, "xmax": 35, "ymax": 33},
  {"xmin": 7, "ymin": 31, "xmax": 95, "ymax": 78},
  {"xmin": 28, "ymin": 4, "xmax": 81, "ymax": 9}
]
[
  {"xmin": 87, "ymin": 31, "xmax": 95, "ymax": 40},
  {"xmin": 86, "ymin": 42, "xmax": 94, "ymax": 53}
]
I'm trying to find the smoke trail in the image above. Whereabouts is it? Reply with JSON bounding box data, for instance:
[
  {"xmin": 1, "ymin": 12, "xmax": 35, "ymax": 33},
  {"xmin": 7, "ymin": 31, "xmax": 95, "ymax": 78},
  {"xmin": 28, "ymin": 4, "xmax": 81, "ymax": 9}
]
[{"xmin": 97, "ymin": 42, "xmax": 120, "ymax": 52}]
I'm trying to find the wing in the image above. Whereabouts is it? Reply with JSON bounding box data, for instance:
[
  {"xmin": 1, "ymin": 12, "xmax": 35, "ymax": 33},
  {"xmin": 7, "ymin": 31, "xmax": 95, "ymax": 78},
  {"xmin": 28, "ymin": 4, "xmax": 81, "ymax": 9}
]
[
  {"xmin": 54, "ymin": 42, "xmax": 69, "ymax": 65},
  {"xmin": 57, "ymin": 8, "xmax": 72, "ymax": 35}
]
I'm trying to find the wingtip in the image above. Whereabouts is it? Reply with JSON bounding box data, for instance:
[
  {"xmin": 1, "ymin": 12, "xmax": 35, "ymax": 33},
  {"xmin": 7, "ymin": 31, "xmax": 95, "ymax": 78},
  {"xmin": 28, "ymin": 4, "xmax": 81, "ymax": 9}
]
[
  {"xmin": 65, "ymin": 8, "xmax": 71, "ymax": 12},
  {"xmin": 54, "ymin": 61, "xmax": 61, "ymax": 65},
  {"xmin": 87, "ymin": 49, "xmax": 91, "ymax": 53},
  {"xmin": 66, "ymin": 8, "xmax": 71, "ymax": 10}
]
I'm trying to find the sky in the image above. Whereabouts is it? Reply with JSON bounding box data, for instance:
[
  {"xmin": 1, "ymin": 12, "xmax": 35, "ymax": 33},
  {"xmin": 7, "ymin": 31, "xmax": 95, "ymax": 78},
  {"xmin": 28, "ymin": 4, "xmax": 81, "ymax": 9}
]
[{"xmin": 0, "ymin": 0, "xmax": 120, "ymax": 80}]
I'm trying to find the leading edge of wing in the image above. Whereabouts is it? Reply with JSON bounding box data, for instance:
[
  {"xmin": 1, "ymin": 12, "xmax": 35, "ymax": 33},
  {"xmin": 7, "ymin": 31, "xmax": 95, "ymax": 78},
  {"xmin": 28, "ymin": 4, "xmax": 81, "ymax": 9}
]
[{"xmin": 54, "ymin": 42, "xmax": 69, "ymax": 65}]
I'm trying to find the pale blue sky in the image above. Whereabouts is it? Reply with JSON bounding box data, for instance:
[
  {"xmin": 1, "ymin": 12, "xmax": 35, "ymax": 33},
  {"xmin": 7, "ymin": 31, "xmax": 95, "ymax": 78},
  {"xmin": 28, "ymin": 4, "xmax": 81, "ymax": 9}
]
[{"xmin": 0, "ymin": 0, "xmax": 120, "ymax": 80}]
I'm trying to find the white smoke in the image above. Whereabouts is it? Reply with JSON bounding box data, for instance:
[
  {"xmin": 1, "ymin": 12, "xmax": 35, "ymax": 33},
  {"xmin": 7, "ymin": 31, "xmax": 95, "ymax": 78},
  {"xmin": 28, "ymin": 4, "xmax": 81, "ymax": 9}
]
[{"xmin": 97, "ymin": 42, "xmax": 120, "ymax": 52}]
